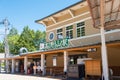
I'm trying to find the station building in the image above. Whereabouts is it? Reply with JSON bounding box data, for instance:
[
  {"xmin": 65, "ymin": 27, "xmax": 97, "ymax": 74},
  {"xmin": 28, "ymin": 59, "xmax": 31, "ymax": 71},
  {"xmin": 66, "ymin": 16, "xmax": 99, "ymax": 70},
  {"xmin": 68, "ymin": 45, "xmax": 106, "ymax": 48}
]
[{"xmin": 0, "ymin": 0, "xmax": 120, "ymax": 79}]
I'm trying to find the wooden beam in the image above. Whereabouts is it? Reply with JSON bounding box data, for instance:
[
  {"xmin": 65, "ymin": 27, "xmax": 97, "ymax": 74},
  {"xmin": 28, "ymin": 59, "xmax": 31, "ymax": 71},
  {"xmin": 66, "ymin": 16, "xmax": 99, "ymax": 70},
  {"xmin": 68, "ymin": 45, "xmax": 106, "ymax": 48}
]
[
  {"xmin": 115, "ymin": 3, "xmax": 120, "ymax": 20},
  {"xmin": 105, "ymin": 19, "xmax": 120, "ymax": 27},
  {"xmin": 100, "ymin": 0, "xmax": 105, "ymax": 26},
  {"xmin": 110, "ymin": 0, "xmax": 114, "ymax": 21},
  {"xmin": 91, "ymin": 0, "xmax": 113, "ymax": 9},
  {"xmin": 68, "ymin": 9, "xmax": 74, "ymax": 18},
  {"xmin": 94, "ymin": 11, "xmax": 120, "ymax": 28},
  {"xmin": 87, "ymin": 0, "xmax": 96, "ymax": 27},
  {"xmin": 94, "ymin": 11, "xmax": 120, "ymax": 21},
  {"xmin": 105, "ymin": 25, "xmax": 120, "ymax": 30},
  {"xmin": 51, "ymin": 17, "xmax": 57, "ymax": 23},
  {"xmin": 41, "ymin": 21, "xmax": 47, "ymax": 27}
]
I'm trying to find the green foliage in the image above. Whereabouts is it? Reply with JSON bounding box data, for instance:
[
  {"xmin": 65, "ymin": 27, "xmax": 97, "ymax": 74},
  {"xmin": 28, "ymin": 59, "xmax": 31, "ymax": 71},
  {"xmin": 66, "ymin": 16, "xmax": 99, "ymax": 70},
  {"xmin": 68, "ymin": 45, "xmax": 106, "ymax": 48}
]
[
  {"xmin": 0, "ymin": 26, "xmax": 46, "ymax": 55},
  {"xmin": 0, "ymin": 42, "xmax": 4, "ymax": 53},
  {"xmin": 17, "ymin": 26, "xmax": 36, "ymax": 52},
  {"xmin": 7, "ymin": 27, "xmax": 20, "ymax": 54},
  {"xmin": 33, "ymin": 30, "xmax": 46, "ymax": 50},
  {"xmin": 8, "ymin": 35, "xmax": 20, "ymax": 54},
  {"xmin": 8, "ymin": 27, "xmax": 18, "ymax": 37}
]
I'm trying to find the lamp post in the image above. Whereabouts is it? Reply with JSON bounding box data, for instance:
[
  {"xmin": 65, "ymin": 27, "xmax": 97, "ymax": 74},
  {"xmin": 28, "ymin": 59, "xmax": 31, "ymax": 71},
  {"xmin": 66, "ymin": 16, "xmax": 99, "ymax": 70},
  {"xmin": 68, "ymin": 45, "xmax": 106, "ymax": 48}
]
[{"xmin": 0, "ymin": 18, "xmax": 10, "ymax": 73}]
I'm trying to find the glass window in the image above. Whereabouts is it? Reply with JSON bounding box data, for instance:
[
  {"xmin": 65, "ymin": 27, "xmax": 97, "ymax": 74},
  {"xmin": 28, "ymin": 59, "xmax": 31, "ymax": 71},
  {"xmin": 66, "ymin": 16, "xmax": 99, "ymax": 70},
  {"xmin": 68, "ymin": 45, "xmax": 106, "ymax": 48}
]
[
  {"xmin": 57, "ymin": 28, "xmax": 63, "ymax": 39},
  {"xmin": 66, "ymin": 25, "xmax": 73, "ymax": 39},
  {"xmin": 77, "ymin": 22, "xmax": 85, "ymax": 37}
]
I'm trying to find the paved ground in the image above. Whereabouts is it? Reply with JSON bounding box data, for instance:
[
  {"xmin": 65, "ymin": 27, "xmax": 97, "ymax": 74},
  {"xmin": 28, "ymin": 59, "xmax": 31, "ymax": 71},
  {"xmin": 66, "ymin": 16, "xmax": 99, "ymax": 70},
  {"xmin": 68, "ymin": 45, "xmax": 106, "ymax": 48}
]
[{"xmin": 0, "ymin": 73, "xmax": 62, "ymax": 80}]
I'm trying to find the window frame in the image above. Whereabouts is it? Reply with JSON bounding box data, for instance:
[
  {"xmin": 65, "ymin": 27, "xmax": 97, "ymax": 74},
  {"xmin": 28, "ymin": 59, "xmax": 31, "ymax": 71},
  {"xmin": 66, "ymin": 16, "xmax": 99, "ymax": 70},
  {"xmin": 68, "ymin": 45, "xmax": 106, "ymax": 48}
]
[
  {"xmin": 66, "ymin": 25, "xmax": 73, "ymax": 39},
  {"xmin": 57, "ymin": 28, "xmax": 63, "ymax": 39},
  {"xmin": 76, "ymin": 22, "xmax": 85, "ymax": 38}
]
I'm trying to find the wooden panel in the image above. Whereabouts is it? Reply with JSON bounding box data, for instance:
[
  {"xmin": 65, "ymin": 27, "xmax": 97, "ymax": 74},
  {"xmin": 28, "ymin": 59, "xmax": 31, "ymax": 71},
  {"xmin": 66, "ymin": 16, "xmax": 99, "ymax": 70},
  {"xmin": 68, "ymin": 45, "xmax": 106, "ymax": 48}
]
[
  {"xmin": 46, "ymin": 67, "xmax": 64, "ymax": 76},
  {"xmin": 85, "ymin": 60, "xmax": 101, "ymax": 76}
]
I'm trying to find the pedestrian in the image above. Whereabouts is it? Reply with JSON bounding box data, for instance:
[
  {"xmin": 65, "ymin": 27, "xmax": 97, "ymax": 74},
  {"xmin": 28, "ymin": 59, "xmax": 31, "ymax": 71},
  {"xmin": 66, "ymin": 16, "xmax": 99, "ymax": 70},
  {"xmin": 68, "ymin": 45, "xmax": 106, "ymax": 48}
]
[
  {"xmin": 37, "ymin": 64, "xmax": 41, "ymax": 75},
  {"xmin": 33, "ymin": 64, "xmax": 37, "ymax": 75}
]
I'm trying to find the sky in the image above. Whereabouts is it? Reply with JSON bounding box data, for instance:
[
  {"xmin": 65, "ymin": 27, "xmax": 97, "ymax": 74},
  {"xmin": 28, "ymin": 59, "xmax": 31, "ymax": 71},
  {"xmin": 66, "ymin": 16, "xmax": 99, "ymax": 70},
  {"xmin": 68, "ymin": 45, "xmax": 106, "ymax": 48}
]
[{"xmin": 0, "ymin": 0, "xmax": 81, "ymax": 41}]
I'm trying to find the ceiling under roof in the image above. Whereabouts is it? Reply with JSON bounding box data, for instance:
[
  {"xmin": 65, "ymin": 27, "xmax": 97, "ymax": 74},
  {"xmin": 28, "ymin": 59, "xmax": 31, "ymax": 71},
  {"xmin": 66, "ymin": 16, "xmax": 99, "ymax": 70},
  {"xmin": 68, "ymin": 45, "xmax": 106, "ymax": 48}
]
[
  {"xmin": 87, "ymin": 0, "xmax": 120, "ymax": 30},
  {"xmin": 35, "ymin": 0, "xmax": 87, "ymax": 27}
]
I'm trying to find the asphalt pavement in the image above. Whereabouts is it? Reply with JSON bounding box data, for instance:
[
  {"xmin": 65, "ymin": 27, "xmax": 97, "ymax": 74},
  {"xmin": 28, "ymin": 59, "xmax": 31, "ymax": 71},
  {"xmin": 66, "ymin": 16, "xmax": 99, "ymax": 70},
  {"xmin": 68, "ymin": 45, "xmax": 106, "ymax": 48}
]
[{"xmin": 0, "ymin": 73, "xmax": 62, "ymax": 80}]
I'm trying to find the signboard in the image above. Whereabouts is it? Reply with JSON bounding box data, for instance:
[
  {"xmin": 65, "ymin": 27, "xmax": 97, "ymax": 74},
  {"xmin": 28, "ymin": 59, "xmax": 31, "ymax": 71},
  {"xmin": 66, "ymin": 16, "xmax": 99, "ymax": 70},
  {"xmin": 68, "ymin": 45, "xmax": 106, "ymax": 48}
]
[
  {"xmin": 53, "ymin": 56, "xmax": 57, "ymax": 66},
  {"xmin": 40, "ymin": 43, "xmax": 45, "ymax": 51},
  {"xmin": 49, "ymin": 32, "xmax": 54, "ymax": 41},
  {"xmin": 40, "ymin": 38, "xmax": 69, "ymax": 51}
]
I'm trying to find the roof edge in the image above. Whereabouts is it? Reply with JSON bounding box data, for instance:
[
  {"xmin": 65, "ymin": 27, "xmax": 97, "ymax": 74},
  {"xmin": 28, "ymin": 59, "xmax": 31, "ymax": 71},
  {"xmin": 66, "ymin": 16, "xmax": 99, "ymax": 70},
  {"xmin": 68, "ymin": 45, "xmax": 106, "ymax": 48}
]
[{"xmin": 35, "ymin": 0, "xmax": 86, "ymax": 23}]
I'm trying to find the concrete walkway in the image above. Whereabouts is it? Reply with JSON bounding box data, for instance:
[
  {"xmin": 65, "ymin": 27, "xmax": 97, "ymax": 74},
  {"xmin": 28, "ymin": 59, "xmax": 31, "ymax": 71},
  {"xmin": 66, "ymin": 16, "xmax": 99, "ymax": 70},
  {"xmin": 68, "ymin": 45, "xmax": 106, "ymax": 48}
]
[{"xmin": 0, "ymin": 73, "xmax": 62, "ymax": 80}]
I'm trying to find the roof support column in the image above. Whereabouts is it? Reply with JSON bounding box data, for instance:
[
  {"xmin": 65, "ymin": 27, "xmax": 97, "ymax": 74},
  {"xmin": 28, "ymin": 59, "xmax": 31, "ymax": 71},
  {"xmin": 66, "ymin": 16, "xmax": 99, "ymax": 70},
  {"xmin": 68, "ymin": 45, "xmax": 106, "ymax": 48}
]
[
  {"xmin": 6, "ymin": 59, "xmax": 9, "ymax": 73},
  {"xmin": 0, "ymin": 60, "xmax": 1, "ymax": 73},
  {"xmin": 24, "ymin": 56, "xmax": 28, "ymax": 74},
  {"xmin": 41, "ymin": 53, "xmax": 45, "ymax": 76},
  {"xmin": 100, "ymin": 27, "xmax": 109, "ymax": 80},
  {"xmin": 100, "ymin": 0, "xmax": 109, "ymax": 80},
  {"xmin": 64, "ymin": 51, "xmax": 68, "ymax": 74},
  {"xmin": 11, "ymin": 59, "xmax": 15, "ymax": 73}
]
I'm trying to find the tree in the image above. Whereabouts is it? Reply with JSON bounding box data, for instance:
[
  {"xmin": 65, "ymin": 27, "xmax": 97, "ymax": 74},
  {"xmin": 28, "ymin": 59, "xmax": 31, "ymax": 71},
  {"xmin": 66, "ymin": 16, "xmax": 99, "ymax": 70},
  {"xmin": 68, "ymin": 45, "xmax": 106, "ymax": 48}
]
[
  {"xmin": 8, "ymin": 27, "xmax": 18, "ymax": 37},
  {"xmin": 0, "ymin": 42, "xmax": 4, "ymax": 53},
  {"xmin": 34, "ymin": 30, "xmax": 46, "ymax": 50},
  {"xmin": 17, "ymin": 26, "xmax": 36, "ymax": 52},
  {"xmin": 0, "ymin": 26, "xmax": 46, "ymax": 55},
  {"xmin": 7, "ymin": 27, "xmax": 19, "ymax": 54}
]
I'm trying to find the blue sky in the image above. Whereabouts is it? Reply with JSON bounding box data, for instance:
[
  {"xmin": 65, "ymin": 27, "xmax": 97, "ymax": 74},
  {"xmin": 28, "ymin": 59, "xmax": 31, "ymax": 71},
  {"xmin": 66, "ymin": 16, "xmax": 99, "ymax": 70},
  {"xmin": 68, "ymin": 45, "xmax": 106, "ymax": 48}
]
[{"xmin": 0, "ymin": 0, "xmax": 80, "ymax": 40}]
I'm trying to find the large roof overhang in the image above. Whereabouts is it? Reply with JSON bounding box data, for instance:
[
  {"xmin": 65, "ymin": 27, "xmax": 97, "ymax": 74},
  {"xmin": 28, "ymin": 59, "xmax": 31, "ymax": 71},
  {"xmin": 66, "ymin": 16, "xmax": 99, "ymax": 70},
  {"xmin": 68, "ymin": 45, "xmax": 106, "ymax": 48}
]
[
  {"xmin": 35, "ymin": 0, "xmax": 87, "ymax": 27},
  {"xmin": 87, "ymin": 0, "xmax": 120, "ymax": 30}
]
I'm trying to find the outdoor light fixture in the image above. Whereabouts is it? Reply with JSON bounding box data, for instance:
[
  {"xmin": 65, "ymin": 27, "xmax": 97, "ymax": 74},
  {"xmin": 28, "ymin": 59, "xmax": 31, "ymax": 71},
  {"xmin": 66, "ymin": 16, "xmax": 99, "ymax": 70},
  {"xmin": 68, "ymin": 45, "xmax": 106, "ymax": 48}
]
[{"xmin": 87, "ymin": 48, "xmax": 97, "ymax": 52}]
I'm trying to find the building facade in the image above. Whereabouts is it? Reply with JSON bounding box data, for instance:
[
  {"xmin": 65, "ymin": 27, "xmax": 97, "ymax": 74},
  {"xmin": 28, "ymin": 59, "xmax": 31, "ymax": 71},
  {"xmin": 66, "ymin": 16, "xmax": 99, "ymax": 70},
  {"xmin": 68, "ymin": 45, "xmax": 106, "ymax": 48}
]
[
  {"xmin": 35, "ymin": 0, "xmax": 120, "ymax": 77},
  {"xmin": 0, "ymin": 0, "xmax": 120, "ymax": 79}
]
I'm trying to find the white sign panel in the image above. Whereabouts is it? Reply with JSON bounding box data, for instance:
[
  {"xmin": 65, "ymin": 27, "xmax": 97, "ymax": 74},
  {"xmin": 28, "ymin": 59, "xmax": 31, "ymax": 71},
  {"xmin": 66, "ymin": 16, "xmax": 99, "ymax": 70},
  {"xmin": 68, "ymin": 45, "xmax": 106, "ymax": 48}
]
[
  {"xmin": 53, "ymin": 56, "xmax": 57, "ymax": 66},
  {"xmin": 40, "ymin": 43, "xmax": 45, "ymax": 51}
]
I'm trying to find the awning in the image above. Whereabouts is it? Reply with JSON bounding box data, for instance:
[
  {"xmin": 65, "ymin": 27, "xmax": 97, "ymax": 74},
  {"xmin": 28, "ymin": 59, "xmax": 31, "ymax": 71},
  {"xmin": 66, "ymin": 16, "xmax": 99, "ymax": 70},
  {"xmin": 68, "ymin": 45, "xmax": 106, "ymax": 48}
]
[{"xmin": 87, "ymin": 0, "xmax": 120, "ymax": 30}]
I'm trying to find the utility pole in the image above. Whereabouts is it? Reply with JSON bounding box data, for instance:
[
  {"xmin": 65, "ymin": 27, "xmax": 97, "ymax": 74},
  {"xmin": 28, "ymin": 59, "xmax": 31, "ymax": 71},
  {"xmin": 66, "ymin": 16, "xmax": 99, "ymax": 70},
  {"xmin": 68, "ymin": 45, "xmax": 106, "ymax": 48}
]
[
  {"xmin": 0, "ymin": 18, "xmax": 10, "ymax": 73},
  {"xmin": 3, "ymin": 18, "xmax": 10, "ymax": 58}
]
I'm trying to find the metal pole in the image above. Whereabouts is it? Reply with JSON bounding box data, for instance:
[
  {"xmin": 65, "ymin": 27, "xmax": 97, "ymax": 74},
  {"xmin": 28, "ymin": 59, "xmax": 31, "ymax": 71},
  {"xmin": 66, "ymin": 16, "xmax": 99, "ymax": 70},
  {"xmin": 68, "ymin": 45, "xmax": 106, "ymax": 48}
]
[{"xmin": 100, "ymin": 0, "xmax": 109, "ymax": 80}]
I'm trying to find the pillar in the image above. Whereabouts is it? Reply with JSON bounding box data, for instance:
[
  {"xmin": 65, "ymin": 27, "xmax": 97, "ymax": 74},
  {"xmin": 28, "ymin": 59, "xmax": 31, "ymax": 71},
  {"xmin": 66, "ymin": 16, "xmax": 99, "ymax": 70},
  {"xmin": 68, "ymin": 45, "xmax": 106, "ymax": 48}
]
[
  {"xmin": 0, "ymin": 60, "xmax": 1, "ymax": 73},
  {"xmin": 41, "ymin": 54, "xmax": 45, "ymax": 76},
  {"xmin": 24, "ymin": 56, "xmax": 28, "ymax": 74},
  {"xmin": 100, "ymin": 27, "xmax": 109, "ymax": 80},
  {"xmin": 100, "ymin": 0, "xmax": 109, "ymax": 79},
  {"xmin": 11, "ymin": 59, "xmax": 15, "ymax": 73},
  {"xmin": 6, "ymin": 59, "xmax": 9, "ymax": 73},
  {"xmin": 64, "ymin": 51, "xmax": 68, "ymax": 73}
]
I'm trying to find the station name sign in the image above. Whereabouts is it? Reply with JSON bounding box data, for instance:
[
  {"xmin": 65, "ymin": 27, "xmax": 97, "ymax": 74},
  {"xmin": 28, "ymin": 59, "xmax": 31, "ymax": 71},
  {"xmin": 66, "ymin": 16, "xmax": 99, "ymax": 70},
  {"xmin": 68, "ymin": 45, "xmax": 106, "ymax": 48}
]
[{"xmin": 40, "ymin": 38, "xmax": 69, "ymax": 51}]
